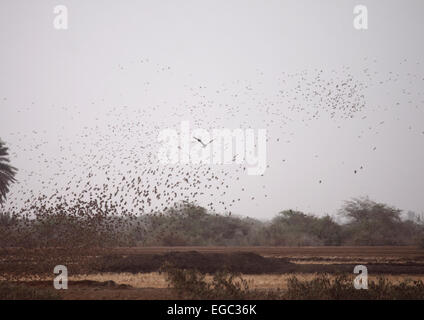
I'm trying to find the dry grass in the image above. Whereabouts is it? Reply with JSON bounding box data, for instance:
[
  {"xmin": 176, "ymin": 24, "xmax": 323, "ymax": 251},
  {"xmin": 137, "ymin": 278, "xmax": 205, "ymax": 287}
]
[
  {"xmin": 290, "ymin": 259, "xmax": 419, "ymax": 265},
  {"xmin": 243, "ymin": 274, "xmax": 424, "ymax": 289},
  {"xmin": 18, "ymin": 272, "xmax": 422, "ymax": 290},
  {"xmin": 70, "ymin": 273, "xmax": 169, "ymax": 288},
  {"xmin": 3, "ymin": 272, "xmax": 424, "ymax": 300}
]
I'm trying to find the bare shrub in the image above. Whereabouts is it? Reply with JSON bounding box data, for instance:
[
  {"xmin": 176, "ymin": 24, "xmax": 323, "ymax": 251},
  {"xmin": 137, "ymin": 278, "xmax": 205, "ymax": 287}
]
[
  {"xmin": 286, "ymin": 273, "xmax": 424, "ymax": 300},
  {"xmin": 0, "ymin": 281, "xmax": 61, "ymax": 300},
  {"xmin": 161, "ymin": 264, "xmax": 280, "ymax": 300}
]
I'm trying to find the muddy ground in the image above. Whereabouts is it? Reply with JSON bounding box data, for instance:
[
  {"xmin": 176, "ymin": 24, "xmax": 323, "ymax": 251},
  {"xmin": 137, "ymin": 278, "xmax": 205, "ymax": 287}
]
[
  {"xmin": 1, "ymin": 246, "xmax": 424, "ymax": 299},
  {"xmin": 93, "ymin": 250, "xmax": 424, "ymax": 274}
]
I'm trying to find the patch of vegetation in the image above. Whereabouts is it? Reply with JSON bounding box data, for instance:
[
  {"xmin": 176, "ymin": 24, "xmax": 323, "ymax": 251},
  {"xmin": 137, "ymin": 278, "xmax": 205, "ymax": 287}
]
[
  {"xmin": 339, "ymin": 198, "xmax": 423, "ymax": 245},
  {"xmin": 419, "ymin": 237, "xmax": 424, "ymax": 249},
  {"xmin": 0, "ymin": 140, "xmax": 17, "ymax": 204},
  {"xmin": 286, "ymin": 274, "xmax": 424, "ymax": 300},
  {"xmin": 0, "ymin": 281, "xmax": 61, "ymax": 300},
  {"xmin": 162, "ymin": 267, "xmax": 424, "ymax": 300},
  {"xmin": 265, "ymin": 210, "xmax": 343, "ymax": 246},
  {"xmin": 161, "ymin": 264, "xmax": 280, "ymax": 300},
  {"xmin": 1, "ymin": 198, "xmax": 424, "ymax": 248}
]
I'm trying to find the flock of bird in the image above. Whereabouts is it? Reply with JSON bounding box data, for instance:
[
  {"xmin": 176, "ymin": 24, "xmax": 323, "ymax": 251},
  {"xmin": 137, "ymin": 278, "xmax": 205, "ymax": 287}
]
[{"xmin": 1, "ymin": 56, "xmax": 423, "ymax": 247}]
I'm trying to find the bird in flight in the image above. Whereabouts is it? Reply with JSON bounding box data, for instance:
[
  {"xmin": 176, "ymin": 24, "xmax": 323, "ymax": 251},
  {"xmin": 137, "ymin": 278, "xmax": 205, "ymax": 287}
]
[{"xmin": 193, "ymin": 137, "xmax": 214, "ymax": 148}]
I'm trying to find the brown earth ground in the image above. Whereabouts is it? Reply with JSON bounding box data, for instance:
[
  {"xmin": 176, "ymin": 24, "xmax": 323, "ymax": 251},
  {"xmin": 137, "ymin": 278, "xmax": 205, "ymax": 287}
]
[{"xmin": 2, "ymin": 246, "xmax": 424, "ymax": 299}]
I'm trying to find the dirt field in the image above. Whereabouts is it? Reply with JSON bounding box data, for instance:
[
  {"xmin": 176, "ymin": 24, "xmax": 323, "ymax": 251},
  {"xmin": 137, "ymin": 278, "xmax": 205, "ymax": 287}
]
[
  {"xmin": 1, "ymin": 246, "xmax": 424, "ymax": 299},
  {"xmin": 106, "ymin": 246, "xmax": 424, "ymax": 259}
]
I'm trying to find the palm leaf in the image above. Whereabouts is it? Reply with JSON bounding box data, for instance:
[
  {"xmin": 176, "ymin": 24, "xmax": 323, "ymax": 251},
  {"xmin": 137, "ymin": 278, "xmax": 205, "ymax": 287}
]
[{"xmin": 0, "ymin": 140, "xmax": 17, "ymax": 204}]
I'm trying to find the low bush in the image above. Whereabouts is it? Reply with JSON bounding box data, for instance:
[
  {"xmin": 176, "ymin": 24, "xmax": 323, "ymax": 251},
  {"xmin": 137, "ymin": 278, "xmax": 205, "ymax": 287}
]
[
  {"xmin": 285, "ymin": 274, "xmax": 424, "ymax": 300},
  {"xmin": 162, "ymin": 267, "xmax": 424, "ymax": 300},
  {"xmin": 0, "ymin": 281, "xmax": 61, "ymax": 300},
  {"xmin": 161, "ymin": 264, "xmax": 280, "ymax": 300}
]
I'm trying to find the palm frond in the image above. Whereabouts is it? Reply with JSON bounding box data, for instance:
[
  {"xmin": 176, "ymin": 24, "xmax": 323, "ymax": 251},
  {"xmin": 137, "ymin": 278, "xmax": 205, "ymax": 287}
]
[{"xmin": 0, "ymin": 140, "xmax": 17, "ymax": 204}]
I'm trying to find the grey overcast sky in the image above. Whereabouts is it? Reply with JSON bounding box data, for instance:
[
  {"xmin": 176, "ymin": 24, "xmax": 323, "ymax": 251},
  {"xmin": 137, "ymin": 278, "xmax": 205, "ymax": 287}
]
[{"xmin": 1, "ymin": 0, "xmax": 424, "ymax": 219}]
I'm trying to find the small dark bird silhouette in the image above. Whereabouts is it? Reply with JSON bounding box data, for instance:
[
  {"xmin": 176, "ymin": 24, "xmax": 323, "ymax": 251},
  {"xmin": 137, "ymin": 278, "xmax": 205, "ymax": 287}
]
[{"xmin": 193, "ymin": 137, "xmax": 214, "ymax": 148}]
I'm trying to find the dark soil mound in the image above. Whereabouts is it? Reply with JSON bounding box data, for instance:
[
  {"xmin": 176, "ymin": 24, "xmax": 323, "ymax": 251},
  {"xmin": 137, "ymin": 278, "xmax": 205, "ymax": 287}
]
[{"xmin": 94, "ymin": 251, "xmax": 294, "ymax": 274}]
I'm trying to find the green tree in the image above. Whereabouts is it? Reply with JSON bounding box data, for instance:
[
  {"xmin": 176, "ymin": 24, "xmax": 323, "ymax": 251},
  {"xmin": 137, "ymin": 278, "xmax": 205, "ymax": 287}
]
[
  {"xmin": 0, "ymin": 140, "xmax": 17, "ymax": 204},
  {"xmin": 339, "ymin": 197, "xmax": 406, "ymax": 245},
  {"xmin": 266, "ymin": 210, "xmax": 342, "ymax": 246}
]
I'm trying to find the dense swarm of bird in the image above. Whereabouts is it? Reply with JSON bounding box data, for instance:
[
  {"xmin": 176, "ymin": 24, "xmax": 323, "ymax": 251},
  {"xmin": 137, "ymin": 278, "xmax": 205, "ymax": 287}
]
[{"xmin": 0, "ymin": 57, "xmax": 423, "ymax": 254}]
